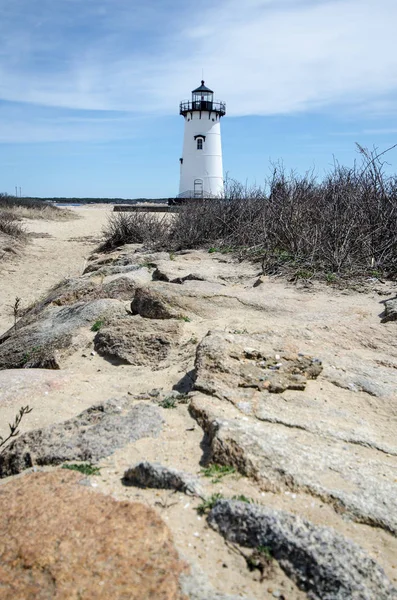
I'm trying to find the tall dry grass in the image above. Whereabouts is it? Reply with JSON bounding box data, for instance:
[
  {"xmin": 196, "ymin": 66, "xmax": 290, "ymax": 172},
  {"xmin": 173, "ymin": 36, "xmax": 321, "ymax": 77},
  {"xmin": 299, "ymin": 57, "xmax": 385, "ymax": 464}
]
[{"xmin": 0, "ymin": 194, "xmax": 76, "ymax": 221}]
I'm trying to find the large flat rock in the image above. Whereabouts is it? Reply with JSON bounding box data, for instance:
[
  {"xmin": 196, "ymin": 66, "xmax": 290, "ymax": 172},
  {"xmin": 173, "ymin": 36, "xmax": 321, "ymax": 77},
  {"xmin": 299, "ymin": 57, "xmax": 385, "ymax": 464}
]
[
  {"xmin": 190, "ymin": 330, "xmax": 397, "ymax": 533},
  {"xmin": 23, "ymin": 275, "xmax": 136, "ymax": 312},
  {"xmin": 130, "ymin": 280, "xmax": 289, "ymax": 321},
  {"xmin": 190, "ymin": 393, "xmax": 397, "ymax": 534},
  {"xmin": 192, "ymin": 330, "xmax": 396, "ymax": 454},
  {"xmin": 252, "ymin": 384, "xmax": 397, "ymax": 456},
  {"xmin": 130, "ymin": 281, "xmax": 235, "ymax": 319},
  {"xmin": 0, "ymin": 397, "xmax": 163, "ymax": 478}
]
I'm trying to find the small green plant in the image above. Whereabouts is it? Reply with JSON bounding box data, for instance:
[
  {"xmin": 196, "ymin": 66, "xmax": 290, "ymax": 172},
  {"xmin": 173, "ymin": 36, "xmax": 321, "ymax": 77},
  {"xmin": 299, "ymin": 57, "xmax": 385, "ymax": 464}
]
[
  {"xmin": 159, "ymin": 394, "xmax": 190, "ymax": 409},
  {"xmin": 257, "ymin": 546, "xmax": 273, "ymax": 559},
  {"xmin": 246, "ymin": 546, "xmax": 274, "ymax": 580},
  {"xmin": 370, "ymin": 269, "xmax": 382, "ymax": 278},
  {"xmin": 180, "ymin": 316, "xmax": 191, "ymax": 322},
  {"xmin": 294, "ymin": 269, "xmax": 313, "ymax": 280},
  {"xmin": 189, "ymin": 336, "xmax": 198, "ymax": 344},
  {"xmin": 325, "ymin": 272, "xmax": 337, "ymax": 283},
  {"xmin": 159, "ymin": 396, "xmax": 177, "ymax": 409},
  {"xmin": 21, "ymin": 352, "xmax": 30, "ymax": 365},
  {"xmin": 201, "ymin": 463, "xmax": 236, "ymax": 483},
  {"xmin": 169, "ymin": 252, "xmax": 176, "ymax": 261},
  {"xmin": 232, "ymin": 328, "xmax": 248, "ymax": 335},
  {"xmin": 62, "ymin": 463, "xmax": 101, "ymax": 476},
  {"xmin": 0, "ymin": 406, "xmax": 33, "ymax": 454},
  {"xmin": 232, "ymin": 494, "xmax": 254, "ymax": 504},
  {"xmin": 275, "ymin": 249, "xmax": 294, "ymax": 262},
  {"xmin": 20, "ymin": 346, "xmax": 42, "ymax": 366},
  {"xmin": 196, "ymin": 493, "xmax": 224, "ymax": 515},
  {"xmin": 141, "ymin": 261, "xmax": 157, "ymax": 269},
  {"xmin": 208, "ymin": 247, "xmax": 219, "ymax": 254},
  {"xmin": 91, "ymin": 319, "xmax": 104, "ymax": 332}
]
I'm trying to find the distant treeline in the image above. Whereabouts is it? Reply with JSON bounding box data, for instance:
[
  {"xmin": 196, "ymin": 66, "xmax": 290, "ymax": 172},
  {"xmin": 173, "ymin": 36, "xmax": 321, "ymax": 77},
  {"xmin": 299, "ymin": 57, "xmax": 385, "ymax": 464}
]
[{"xmin": 22, "ymin": 197, "xmax": 170, "ymax": 205}]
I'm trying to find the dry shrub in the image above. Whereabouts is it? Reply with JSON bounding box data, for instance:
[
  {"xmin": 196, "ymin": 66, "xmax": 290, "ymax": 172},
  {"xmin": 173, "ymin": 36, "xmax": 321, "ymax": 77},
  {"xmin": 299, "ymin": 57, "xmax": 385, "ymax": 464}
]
[
  {"xmin": 100, "ymin": 146, "xmax": 397, "ymax": 278},
  {"xmin": 0, "ymin": 211, "xmax": 26, "ymax": 239},
  {"xmin": 100, "ymin": 211, "xmax": 171, "ymax": 251}
]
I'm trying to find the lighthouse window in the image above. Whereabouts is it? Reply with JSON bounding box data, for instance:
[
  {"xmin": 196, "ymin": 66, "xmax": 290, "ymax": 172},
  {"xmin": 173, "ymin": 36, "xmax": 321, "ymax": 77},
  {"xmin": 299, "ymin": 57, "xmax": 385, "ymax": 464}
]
[{"xmin": 197, "ymin": 138, "xmax": 203, "ymax": 150}]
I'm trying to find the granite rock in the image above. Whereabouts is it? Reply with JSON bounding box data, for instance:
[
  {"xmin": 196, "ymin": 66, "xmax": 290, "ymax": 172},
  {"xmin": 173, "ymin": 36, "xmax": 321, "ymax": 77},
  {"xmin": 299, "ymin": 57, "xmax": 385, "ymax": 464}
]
[
  {"xmin": 208, "ymin": 499, "xmax": 397, "ymax": 600},
  {"xmin": 123, "ymin": 461, "xmax": 203, "ymax": 496},
  {"xmin": 0, "ymin": 470, "xmax": 187, "ymax": 600},
  {"xmin": 94, "ymin": 316, "xmax": 182, "ymax": 366},
  {"xmin": 0, "ymin": 398, "xmax": 163, "ymax": 478}
]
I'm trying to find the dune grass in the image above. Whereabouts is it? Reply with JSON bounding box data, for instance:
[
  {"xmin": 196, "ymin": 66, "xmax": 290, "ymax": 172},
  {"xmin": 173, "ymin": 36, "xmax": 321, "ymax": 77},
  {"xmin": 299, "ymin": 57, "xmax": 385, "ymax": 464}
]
[
  {"xmin": 0, "ymin": 194, "xmax": 76, "ymax": 221},
  {"xmin": 0, "ymin": 211, "xmax": 27, "ymax": 240}
]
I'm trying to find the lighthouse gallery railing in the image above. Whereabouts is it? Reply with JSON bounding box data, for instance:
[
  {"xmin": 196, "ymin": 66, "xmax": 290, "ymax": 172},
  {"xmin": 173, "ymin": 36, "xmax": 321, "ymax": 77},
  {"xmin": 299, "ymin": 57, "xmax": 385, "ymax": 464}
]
[{"xmin": 179, "ymin": 100, "xmax": 226, "ymax": 116}]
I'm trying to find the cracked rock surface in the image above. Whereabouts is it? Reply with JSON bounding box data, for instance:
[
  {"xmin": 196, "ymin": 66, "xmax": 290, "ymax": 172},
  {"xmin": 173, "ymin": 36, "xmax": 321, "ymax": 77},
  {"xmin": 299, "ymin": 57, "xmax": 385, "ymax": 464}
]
[
  {"xmin": 194, "ymin": 330, "xmax": 323, "ymax": 397},
  {"xmin": 190, "ymin": 393, "xmax": 397, "ymax": 534}
]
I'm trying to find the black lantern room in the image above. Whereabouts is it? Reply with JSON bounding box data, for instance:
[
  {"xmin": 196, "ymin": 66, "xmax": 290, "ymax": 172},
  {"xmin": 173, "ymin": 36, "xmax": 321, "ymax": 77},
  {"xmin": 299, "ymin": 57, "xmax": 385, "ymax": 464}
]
[{"xmin": 180, "ymin": 81, "xmax": 226, "ymax": 117}]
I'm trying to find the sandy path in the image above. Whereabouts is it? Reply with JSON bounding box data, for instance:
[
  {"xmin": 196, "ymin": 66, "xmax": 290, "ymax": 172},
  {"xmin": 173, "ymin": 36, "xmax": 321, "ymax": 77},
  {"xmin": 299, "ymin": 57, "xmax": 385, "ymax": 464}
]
[
  {"xmin": 0, "ymin": 205, "xmax": 111, "ymax": 334},
  {"xmin": 1, "ymin": 220, "xmax": 397, "ymax": 597}
]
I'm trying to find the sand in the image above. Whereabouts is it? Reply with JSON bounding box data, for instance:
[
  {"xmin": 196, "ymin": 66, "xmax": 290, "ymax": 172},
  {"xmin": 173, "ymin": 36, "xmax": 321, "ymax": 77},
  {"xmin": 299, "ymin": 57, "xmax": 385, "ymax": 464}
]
[{"xmin": 0, "ymin": 205, "xmax": 111, "ymax": 334}]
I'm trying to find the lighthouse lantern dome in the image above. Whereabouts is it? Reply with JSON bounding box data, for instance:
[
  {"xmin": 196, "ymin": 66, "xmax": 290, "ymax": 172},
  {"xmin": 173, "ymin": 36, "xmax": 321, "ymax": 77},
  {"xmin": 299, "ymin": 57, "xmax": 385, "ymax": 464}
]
[
  {"xmin": 192, "ymin": 81, "xmax": 214, "ymax": 107},
  {"xmin": 180, "ymin": 80, "xmax": 226, "ymax": 117}
]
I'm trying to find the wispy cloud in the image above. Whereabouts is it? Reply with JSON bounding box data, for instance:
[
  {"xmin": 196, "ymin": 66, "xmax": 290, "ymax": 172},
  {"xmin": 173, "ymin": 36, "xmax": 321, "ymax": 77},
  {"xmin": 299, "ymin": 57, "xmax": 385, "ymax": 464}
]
[
  {"xmin": 0, "ymin": 0, "xmax": 397, "ymax": 120},
  {"xmin": 0, "ymin": 102, "xmax": 154, "ymax": 143}
]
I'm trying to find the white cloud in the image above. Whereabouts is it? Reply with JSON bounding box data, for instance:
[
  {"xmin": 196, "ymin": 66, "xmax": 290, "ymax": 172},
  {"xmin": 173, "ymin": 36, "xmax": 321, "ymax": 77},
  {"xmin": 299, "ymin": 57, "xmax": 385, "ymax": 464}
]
[{"xmin": 0, "ymin": 0, "xmax": 396, "ymax": 117}]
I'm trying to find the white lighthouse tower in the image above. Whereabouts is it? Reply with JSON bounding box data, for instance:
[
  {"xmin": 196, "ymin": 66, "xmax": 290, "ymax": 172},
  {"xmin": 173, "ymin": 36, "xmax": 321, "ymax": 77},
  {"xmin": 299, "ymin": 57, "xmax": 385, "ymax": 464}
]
[{"xmin": 178, "ymin": 81, "xmax": 226, "ymax": 199}]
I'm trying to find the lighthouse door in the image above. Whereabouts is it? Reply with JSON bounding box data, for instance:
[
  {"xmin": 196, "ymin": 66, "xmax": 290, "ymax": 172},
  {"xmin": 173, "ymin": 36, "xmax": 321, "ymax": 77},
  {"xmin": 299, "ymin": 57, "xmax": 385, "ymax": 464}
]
[{"xmin": 194, "ymin": 179, "xmax": 204, "ymax": 198}]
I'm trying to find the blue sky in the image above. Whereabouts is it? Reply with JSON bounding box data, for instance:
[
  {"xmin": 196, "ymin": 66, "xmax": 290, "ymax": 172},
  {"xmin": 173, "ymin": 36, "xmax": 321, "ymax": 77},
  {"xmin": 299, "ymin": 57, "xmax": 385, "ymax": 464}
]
[{"xmin": 1, "ymin": 0, "xmax": 397, "ymax": 198}]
